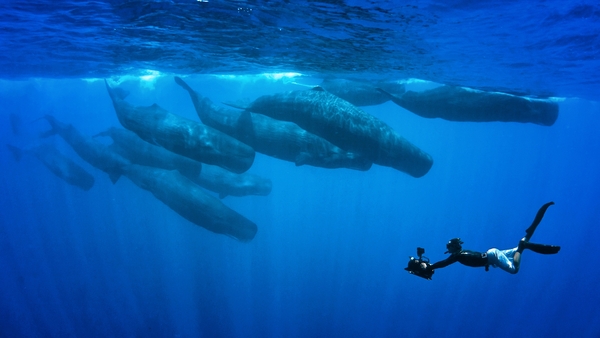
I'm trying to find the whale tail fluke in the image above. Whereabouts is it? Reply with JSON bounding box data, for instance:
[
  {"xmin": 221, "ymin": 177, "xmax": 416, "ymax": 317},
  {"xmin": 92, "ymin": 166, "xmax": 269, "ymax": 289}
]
[
  {"xmin": 174, "ymin": 76, "xmax": 194, "ymax": 93},
  {"xmin": 35, "ymin": 115, "xmax": 67, "ymax": 139},
  {"xmin": 104, "ymin": 79, "xmax": 130, "ymax": 102},
  {"xmin": 32, "ymin": 114, "xmax": 54, "ymax": 125},
  {"xmin": 175, "ymin": 76, "xmax": 221, "ymax": 124},
  {"xmin": 6, "ymin": 144, "xmax": 23, "ymax": 162},
  {"xmin": 92, "ymin": 130, "xmax": 110, "ymax": 138},
  {"xmin": 39, "ymin": 126, "xmax": 58, "ymax": 139}
]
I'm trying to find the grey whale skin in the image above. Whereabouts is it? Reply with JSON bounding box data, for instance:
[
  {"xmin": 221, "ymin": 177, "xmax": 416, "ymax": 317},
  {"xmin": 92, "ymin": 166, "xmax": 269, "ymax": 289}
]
[
  {"xmin": 104, "ymin": 80, "xmax": 255, "ymax": 174},
  {"xmin": 95, "ymin": 127, "xmax": 271, "ymax": 198},
  {"xmin": 317, "ymin": 78, "xmax": 406, "ymax": 107},
  {"xmin": 235, "ymin": 88, "xmax": 433, "ymax": 178},
  {"xmin": 378, "ymin": 85, "xmax": 559, "ymax": 126},
  {"xmin": 191, "ymin": 164, "xmax": 272, "ymax": 199},
  {"xmin": 39, "ymin": 117, "xmax": 256, "ymax": 241},
  {"xmin": 40, "ymin": 115, "xmax": 130, "ymax": 183},
  {"xmin": 7, "ymin": 143, "xmax": 95, "ymax": 191},
  {"xmin": 94, "ymin": 127, "xmax": 202, "ymax": 180},
  {"xmin": 174, "ymin": 77, "xmax": 371, "ymax": 171},
  {"xmin": 123, "ymin": 164, "xmax": 258, "ymax": 242}
]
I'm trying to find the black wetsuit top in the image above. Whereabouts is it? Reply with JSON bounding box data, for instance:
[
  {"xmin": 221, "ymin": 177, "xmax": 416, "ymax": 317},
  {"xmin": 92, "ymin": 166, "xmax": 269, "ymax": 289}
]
[{"xmin": 430, "ymin": 250, "xmax": 489, "ymax": 269}]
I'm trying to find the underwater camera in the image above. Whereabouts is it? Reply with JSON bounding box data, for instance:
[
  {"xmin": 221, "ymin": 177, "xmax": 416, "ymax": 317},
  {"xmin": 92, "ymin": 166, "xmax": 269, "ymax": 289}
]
[{"xmin": 405, "ymin": 247, "xmax": 434, "ymax": 280}]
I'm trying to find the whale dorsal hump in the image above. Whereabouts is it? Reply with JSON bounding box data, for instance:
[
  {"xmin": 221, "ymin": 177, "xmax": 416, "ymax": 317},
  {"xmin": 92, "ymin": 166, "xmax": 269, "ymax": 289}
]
[{"xmin": 311, "ymin": 86, "xmax": 326, "ymax": 92}]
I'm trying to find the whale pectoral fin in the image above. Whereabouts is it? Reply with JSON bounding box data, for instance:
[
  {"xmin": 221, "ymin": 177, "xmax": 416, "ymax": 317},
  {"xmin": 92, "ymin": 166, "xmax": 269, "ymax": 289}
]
[
  {"xmin": 375, "ymin": 87, "xmax": 394, "ymax": 98},
  {"xmin": 295, "ymin": 152, "xmax": 312, "ymax": 166},
  {"xmin": 108, "ymin": 172, "xmax": 121, "ymax": 184},
  {"xmin": 376, "ymin": 87, "xmax": 408, "ymax": 106},
  {"xmin": 236, "ymin": 111, "xmax": 254, "ymax": 132},
  {"xmin": 92, "ymin": 130, "xmax": 110, "ymax": 138},
  {"xmin": 222, "ymin": 101, "xmax": 247, "ymax": 110},
  {"xmin": 39, "ymin": 128, "xmax": 58, "ymax": 139},
  {"xmin": 6, "ymin": 144, "xmax": 23, "ymax": 162}
]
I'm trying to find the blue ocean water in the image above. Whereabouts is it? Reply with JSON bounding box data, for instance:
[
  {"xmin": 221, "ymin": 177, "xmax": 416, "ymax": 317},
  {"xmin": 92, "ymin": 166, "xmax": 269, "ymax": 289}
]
[{"xmin": 1, "ymin": 1, "xmax": 600, "ymax": 338}]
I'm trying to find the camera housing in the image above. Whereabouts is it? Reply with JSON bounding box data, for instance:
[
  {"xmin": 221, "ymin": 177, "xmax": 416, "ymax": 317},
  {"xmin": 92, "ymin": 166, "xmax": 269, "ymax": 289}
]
[{"xmin": 405, "ymin": 247, "xmax": 434, "ymax": 280}]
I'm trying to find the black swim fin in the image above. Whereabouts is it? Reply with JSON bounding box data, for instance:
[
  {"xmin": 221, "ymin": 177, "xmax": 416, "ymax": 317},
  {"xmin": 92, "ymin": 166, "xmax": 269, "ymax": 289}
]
[
  {"xmin": 524, "ymin": 201, "xmax": 554, "ymax": 241},
  {"xmin": 520, "ymin": 241, "xmax": 561, "ymax": 254}
]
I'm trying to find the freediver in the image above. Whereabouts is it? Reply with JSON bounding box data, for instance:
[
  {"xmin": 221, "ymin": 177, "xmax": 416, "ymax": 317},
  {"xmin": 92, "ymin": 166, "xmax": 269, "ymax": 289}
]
[{"xmin": 427, "ymin": 202, "xmax": 561, "ymax": 275}]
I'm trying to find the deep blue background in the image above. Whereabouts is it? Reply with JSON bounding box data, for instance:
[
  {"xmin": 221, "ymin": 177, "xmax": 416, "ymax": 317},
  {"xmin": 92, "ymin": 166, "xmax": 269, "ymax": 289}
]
[{"xmin": 1, "ymin": 76, "xmax": 599, "ymax": 337}]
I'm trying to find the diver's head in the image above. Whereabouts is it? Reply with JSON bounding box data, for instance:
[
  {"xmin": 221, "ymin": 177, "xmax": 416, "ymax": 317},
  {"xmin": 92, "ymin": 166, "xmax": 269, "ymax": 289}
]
[{"xmin": 445, "ymin": 238, "xmax": 464, "ymax": 254}]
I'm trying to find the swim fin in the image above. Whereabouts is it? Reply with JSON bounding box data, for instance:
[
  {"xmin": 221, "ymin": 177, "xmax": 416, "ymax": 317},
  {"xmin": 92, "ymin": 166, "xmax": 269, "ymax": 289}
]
[
  {"xmin": 519, "ymin": 241, "xmax": 561, "ymax": 254},
  {"xmin": 524, "ymin": 201, "xmax": 554, "ymax": 241}
]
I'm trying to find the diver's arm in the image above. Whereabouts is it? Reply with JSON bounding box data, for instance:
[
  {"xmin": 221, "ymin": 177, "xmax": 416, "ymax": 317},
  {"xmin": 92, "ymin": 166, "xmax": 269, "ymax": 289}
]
[{"xmin": 430, "ymin": 255, "xmax": 458, "ymax": 270}]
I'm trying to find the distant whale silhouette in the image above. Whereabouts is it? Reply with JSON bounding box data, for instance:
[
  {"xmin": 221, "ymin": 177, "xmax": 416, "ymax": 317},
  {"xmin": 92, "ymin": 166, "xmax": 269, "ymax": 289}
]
[
  {"xmin": 7, "ymin": 143, "xmax": 95, "ymax": 191},
  {"xmin": 105, "ymin": 80, "xmax": 255, "ymax": 174},
  {"xmin": 377, "ymin": 85, "xmax": 559, "ymax": 126},
  {"xmin": 174, "ymin": 76, "xmax": 372, "ymax": 171},
  {"xmin": 40, "ymin": 115, "xmax": 130, "ymax": 183},
  {"xmin": 318, "ymin": 78, "xmax": 406, "ymax": 107},
  {"xmin": 123, "ymin": 164, "xmax": 258, "ymax": 242},
  {"xmin": 229, "ymin": 87, "xmax": 433, "ymax": 178},
  {"xmin": 94, "ymin": 127, "xmax": 202, "ymax": 180},
  {"xmin": 9, "ymin": 113, "xmax": 22, "ymax": 136}
]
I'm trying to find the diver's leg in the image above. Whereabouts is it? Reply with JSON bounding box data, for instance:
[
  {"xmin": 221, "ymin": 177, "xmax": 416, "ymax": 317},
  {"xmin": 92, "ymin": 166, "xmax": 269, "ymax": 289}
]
[
  {"xmin": 487, "ymin": 248, "xmax": 518, "ymax": 274},
  {"xmin": 513, "ymin": 251, "xmax": 521, "ymax": 271},
  {"xmin": 504, "ymin": 248, "xmax": 520, "ymax": 273}
]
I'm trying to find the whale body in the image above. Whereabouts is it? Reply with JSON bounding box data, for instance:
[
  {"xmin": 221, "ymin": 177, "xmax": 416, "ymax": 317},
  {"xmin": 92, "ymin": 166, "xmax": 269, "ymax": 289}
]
[
  {"xmin": 40, "ymin": 115, "xmax": 130, "ymax": 183},
  {"xmin": 105, "ymin": 80, "xmax": 255, "ymax": 174},
  {"xmin": 96, "ymin": 126, "xmax": 270, "ymax": 199},
  {"xmin": 318, "ymin": 78, "xmax": 406, "ymax": 107},
  {"xmin": 175, "ymin": 76, "xmax": 372, "ymax": 171},
  {"xmin": 190, "ymin": 164, "xmax": 272, "ymax": 199},
  {"xmin": 95, "ymin": 127, "xmax": 202, "ymax": 180},
  {"xmin": 237, "ymin": 88, "xmax": 433, "ymax": 177},
  {"xmin": 123, "ymin": 164, "xmax": 258, "ymax": 242},
  {"xmin": 378, "ymin": 85, "xmax": 559, "ymax": 126},
  {"xmin": 7, "ymin": 143, "xmax": 95, "ymax": 191}
]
